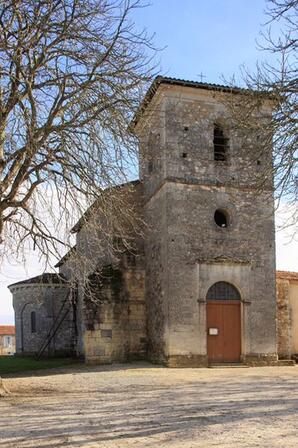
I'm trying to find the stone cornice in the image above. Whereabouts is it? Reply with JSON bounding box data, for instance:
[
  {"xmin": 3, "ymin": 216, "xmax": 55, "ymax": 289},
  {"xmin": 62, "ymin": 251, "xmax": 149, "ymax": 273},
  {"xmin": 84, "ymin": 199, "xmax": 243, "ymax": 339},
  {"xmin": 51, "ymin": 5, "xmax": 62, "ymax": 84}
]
[
  {"xmin": 144, "ymin": 177, "xmax": 273, "ymax": 206},
  {"xmin": 9, "ymin": 283, "xmax": 69, "ymax": 292}
]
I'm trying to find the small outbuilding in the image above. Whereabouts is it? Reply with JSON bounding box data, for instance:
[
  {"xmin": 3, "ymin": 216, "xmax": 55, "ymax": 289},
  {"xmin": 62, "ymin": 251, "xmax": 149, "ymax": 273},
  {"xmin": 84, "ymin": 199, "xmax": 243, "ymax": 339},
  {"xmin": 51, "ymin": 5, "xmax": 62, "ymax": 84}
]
[{"xmin": 0, "ymin": 326, "xmax": 15, "ymax": 356}]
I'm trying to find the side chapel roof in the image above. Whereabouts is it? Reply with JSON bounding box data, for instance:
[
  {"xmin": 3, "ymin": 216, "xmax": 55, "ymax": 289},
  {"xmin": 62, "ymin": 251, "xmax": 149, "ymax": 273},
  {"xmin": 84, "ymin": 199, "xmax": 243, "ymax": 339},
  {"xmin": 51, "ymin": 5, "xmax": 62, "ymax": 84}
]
[
  {"xmin": 54, "ymin": 245, "xmax": 77, "ymax": 268},
  {"xmin": 71, "ymin": 179, "xmax": 140, "ymax": 234},
  {"xmin": 8, "ymin": 273, "xmax": 67, "ymax": 289}
]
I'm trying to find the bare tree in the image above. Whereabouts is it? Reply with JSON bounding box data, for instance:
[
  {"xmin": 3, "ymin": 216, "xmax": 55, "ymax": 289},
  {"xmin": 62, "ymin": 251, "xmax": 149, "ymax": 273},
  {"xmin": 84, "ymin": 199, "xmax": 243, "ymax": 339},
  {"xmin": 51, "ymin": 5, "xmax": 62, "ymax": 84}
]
[
  {"xmin": 224, "ymin": 0, "xmax": 298, "ymax": 232},
  {"xmin": 0, "ymin": 0, "xmax": 156, "ymax": 261}
]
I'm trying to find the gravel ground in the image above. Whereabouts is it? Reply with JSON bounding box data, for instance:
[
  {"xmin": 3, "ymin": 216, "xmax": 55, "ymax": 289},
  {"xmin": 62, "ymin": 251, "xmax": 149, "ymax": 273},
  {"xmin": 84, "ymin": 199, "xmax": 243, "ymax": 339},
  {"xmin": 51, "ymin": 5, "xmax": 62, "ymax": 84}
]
[{"xmin": 0, "ymin": 362, "xmax": 298, "ymax": 447}]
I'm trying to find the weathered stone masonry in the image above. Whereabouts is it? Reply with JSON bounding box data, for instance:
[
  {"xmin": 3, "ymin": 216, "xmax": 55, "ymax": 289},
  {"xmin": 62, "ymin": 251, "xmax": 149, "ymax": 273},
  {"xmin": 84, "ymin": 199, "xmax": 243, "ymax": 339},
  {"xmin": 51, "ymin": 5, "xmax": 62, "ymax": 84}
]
[
  {"xmin": 134, "ymin": 78, "xmax": 277, "ymax": 367},
  {"xmin": 82, "ymin": 259, "xmax": 146, "ymax": 364},
  {"xmin": 276, "ymin": 271, "xmax": 298, "ymax": 359},
  {"xmin": 10, "ymin": 274, "xmax": 75, "ymax": 356},
  {"xmin": 9, "ymin": 77, "xmax": 281, "ymax": 366}
]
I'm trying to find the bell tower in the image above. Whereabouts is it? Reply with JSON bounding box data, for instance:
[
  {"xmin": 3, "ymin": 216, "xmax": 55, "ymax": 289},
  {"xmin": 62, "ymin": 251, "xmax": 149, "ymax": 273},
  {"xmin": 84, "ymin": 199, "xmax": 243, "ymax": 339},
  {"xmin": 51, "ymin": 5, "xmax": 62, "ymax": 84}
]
[{"xmin": 133, "ymin": 76, "xmax": 277, "ymax": 366}]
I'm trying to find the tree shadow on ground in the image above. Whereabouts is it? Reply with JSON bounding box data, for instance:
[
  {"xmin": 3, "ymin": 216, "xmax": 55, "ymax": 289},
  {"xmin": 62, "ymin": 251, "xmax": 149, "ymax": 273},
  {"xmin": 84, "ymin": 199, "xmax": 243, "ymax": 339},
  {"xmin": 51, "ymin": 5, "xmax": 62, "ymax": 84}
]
[
  {"xmin": 1, "ymin": 370, "xmax": 298, "ymax": 447},
  {"xmin": 1, "ymin": 360, "xmax": 158, "ymax": 379}
]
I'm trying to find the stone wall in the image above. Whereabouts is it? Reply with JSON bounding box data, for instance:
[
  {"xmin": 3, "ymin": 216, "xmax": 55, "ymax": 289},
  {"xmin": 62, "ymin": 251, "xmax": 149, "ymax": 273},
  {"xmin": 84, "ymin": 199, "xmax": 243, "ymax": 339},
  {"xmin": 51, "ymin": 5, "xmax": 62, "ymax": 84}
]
[
  {"xmin": 83, "ymin": 256, "xmax": 146, "ymax": 364},
  {"xmin": 276, "ymin": 273, "xmax": 298, "ymax": 359},
  {"xmin": 144, "ymin": 187, "xmax": 168, "ymax": 364},
  {"xmin": 290, "ymin": 281, "xmax": 298, "ymax": 354},
  {"xmin": 74, "ymin": 181, "xmax": 147, "ymax": 364},
  {"xmin": 276, "ymin": 278, "xmax": 292, "ymax": 358}
]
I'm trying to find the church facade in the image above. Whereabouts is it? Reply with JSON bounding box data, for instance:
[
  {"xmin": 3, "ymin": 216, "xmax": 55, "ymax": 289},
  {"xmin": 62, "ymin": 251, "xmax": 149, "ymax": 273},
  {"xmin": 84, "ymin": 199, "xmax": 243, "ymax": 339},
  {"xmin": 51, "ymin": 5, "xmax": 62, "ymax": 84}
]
[{"xmin": 10, "ymin": 77, "xmax": 279, "ymax": 366}]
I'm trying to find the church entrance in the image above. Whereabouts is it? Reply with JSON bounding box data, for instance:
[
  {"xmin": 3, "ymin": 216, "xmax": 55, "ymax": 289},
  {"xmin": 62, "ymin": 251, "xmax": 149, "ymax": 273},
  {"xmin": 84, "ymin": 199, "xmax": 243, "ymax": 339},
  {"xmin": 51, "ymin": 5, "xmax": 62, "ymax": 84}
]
[{"xmin": 206, "ymin": 282, "xmax": 241, "ymax": 363}]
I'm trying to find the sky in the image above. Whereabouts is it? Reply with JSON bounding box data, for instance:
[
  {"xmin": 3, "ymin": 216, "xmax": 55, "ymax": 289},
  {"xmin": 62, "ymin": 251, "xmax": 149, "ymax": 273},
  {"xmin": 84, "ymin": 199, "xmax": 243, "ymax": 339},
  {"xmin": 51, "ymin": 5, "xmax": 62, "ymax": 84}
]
[
  {"xmin": 132, "ymin": 0, "xmax": 277, "ymax": 82},
  {"xmin": 1, "ymin": 0, "xmax": 297, "ymax": 324}
]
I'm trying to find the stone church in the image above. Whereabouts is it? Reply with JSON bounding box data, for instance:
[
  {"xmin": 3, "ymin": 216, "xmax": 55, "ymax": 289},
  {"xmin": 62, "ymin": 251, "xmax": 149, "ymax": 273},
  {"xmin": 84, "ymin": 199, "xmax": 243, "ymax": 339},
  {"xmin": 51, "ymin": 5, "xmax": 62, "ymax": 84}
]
[{"xmin": 10, "ymin": 76, "xmax": 281, "ymax": 366}]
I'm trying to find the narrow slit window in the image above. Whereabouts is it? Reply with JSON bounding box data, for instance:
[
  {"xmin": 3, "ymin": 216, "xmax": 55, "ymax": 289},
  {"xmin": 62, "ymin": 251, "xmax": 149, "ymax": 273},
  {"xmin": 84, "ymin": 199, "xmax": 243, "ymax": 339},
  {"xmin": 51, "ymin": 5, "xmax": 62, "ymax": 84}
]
[
  {"xmin": 31, "ymin": 311, "xmax": 36, "ymax": 334},
  {"xmin": 214, "ymin": 124, "xmax": 228, "ymax": 161}
]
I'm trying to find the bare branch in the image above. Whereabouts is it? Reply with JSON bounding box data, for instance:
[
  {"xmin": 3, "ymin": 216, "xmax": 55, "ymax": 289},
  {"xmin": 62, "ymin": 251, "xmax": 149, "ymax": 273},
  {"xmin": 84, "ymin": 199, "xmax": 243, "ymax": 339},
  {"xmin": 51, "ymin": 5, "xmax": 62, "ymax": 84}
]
[{"xmin": 0, "ymin": 0, "xmax": 158, "ymax": 259}]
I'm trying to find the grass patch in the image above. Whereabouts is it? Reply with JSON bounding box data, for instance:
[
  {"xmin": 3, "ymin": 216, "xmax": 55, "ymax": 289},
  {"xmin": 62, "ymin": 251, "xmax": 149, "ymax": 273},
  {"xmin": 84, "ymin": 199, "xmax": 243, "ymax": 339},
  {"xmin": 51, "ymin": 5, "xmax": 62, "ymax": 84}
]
[{"xmin": 0, "ymin": 356, "xmax": 77, "ymax": 375}]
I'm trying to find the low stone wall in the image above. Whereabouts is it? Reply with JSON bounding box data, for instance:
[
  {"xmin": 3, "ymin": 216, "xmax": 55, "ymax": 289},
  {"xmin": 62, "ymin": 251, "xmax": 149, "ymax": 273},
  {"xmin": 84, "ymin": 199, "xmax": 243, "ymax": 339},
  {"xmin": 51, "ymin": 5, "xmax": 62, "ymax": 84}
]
[
  {"xmin": 242, "ymin": 353, "xmax": 279, "ymax": 366},
  {"xmin": 165, "ymin": 355, "xmax": 208, "ymax": 368},
  {"xmin": 276, "ymin": 278, "xmax": 292, "ymax": 359}
]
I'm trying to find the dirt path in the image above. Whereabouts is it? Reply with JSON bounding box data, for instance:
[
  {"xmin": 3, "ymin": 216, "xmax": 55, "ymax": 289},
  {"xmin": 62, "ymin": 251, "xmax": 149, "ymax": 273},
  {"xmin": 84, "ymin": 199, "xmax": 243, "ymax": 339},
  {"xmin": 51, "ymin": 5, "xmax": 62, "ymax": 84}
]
[{"xmin": 0, "ymin": 363, "xmax": 298, "ymax": 447}]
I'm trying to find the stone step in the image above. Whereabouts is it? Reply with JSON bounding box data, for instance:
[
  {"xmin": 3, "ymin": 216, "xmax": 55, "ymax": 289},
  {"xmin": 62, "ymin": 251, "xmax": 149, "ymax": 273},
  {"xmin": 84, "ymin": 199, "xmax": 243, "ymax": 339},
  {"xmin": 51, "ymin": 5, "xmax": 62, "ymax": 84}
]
[
  {"xmin": 278, "ymin": 359, "xmax": 296, "ymax": 366},
  {"xmin": 209, "ymin": 363, "xmax": 249, "ymax": 368}
]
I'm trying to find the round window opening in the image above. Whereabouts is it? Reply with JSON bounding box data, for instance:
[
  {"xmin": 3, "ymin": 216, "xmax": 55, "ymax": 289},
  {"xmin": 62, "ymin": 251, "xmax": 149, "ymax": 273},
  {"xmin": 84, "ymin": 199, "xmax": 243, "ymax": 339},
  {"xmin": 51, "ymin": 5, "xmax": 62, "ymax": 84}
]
[{"xmin": 214, "ymin": 209, "xmax": 229, "ymax": 228}]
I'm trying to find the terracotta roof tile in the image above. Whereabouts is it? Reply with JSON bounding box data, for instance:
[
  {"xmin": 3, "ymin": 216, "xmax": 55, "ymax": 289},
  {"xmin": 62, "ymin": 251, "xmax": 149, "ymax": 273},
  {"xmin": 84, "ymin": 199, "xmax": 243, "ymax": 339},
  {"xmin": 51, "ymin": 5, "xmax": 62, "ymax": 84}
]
[
  {"xmin": 276, "ymin": 270, "xmax": 298, "ymax": 281},
  {"xmin": 0, "ymin": 325, "xmax": 15, "ymax": 335}
]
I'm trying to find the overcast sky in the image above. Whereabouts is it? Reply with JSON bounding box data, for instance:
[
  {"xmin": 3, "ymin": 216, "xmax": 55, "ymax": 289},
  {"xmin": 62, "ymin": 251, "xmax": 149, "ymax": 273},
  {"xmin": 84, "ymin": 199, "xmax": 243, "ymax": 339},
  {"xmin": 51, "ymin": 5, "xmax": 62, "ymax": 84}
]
[{"xmin": 1, "ymin": 0, "xmax": 297, "ymax": 324}]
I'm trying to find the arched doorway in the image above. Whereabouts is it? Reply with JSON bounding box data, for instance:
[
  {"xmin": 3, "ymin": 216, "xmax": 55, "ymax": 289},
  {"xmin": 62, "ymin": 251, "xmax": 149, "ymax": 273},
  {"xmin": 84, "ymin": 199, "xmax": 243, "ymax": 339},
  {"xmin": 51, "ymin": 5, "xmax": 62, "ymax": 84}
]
[{"xmin": 206, "ymin": 281, "xmax": 241, "ymax": 363}]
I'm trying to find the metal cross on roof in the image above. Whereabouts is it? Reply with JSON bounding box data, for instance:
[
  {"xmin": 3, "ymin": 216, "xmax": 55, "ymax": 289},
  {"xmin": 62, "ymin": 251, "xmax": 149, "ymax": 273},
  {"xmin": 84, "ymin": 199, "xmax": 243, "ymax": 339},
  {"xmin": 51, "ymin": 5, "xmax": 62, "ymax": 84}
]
[{"xmin": 197, "ymin": 72, "xmax": 206, "ymax": 82}]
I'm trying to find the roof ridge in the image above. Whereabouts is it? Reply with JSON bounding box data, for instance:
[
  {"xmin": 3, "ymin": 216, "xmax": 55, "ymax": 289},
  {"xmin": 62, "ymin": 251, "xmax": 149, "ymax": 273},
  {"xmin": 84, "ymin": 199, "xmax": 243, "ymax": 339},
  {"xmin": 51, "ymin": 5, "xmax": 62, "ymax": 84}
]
[
  {"xmin": 276, "ymin": 270, "xmax": 298, "ymax": 279},
  {"xmin": 8, "ymin": 272, "xmax": 67, "ymax": 289}
]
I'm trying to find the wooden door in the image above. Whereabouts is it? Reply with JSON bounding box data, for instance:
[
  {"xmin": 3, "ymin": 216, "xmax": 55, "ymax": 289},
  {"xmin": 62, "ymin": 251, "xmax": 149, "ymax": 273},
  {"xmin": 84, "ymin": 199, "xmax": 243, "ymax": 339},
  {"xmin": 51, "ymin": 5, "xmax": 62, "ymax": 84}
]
[{"xmin": 207, "ymin": 300, "xmax": 241, "ymax": 363}]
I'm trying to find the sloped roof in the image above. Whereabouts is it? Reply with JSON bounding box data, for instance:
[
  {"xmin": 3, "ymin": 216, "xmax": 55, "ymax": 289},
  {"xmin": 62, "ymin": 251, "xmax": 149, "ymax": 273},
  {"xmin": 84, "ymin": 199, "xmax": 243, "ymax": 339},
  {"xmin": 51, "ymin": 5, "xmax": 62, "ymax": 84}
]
[
  {"xmin": 0, "ymin": 325, "xmax": 15, "ymax": 336},
  {"xmin": 55, "ymin": 245, "xmax": 76, "ymax": 268},
  {"xmin": 150, "ymin": 76, "xmax": 244, "ymax": 93},
  {"xmin": 8, "ymin": 273, "xmax": 67, "ymax": 289},
  {"xmin": 130, "ymin": 76, "xmax": 248, "ymax": 129},
  {"xmin": 276, "ymin": 271, "xmax": 298, "ymax": 281},
  {"xmin": 71, "ymin": 179, "xmax": 140, "ymax": 233}
]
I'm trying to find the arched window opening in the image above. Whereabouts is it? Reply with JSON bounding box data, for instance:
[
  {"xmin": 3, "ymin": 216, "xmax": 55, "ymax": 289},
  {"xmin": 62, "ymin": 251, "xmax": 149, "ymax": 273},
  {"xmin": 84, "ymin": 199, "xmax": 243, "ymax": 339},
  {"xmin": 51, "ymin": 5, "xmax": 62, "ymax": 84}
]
[
  {"xmin": 214, "ymin": 209, "xmax": 229, "ymax": 228},
  {"xmin": 31, "ymin": 311, "xmax": 36, "ymax": 333},
  {"xmin": 214, "ymin": 124, "xmax": 228, "ymax": 161},
  {"xmin": 206, "ymin": 282, "xmax": 241, "ymax": 301}
]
